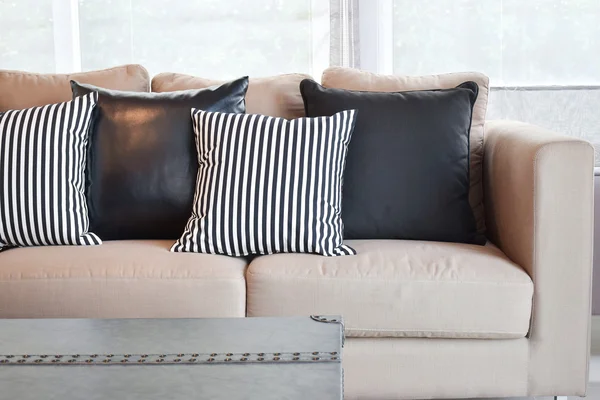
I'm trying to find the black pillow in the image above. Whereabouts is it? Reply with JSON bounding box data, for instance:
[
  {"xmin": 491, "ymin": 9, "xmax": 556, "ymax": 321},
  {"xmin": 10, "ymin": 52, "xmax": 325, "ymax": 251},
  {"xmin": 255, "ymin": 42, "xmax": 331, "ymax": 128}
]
[
  {"xmin": 71, "ymin": 77, "xmax": 248, "ymax": 240},
  {"xmin": 300, "ymin": 79, "xmax": 483, "ymax": 245}
]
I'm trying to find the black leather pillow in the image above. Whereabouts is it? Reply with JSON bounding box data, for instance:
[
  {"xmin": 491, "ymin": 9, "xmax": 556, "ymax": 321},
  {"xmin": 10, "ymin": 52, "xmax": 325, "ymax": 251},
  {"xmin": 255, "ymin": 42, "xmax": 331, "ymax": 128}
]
[
  {"xmin": 300, "ymin": 79, "xmax": 483, "ymax": 245},
  {"xmin": 71, "ymin": 77, "xmax": 248, "ymax": 240}
]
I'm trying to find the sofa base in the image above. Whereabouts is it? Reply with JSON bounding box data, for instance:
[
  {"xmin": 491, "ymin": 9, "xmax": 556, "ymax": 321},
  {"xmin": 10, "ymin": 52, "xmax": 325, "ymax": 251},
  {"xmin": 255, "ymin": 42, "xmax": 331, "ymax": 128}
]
[{"xmin": 343, "ymin": 337, "xmax": 579, "ymax": 400}]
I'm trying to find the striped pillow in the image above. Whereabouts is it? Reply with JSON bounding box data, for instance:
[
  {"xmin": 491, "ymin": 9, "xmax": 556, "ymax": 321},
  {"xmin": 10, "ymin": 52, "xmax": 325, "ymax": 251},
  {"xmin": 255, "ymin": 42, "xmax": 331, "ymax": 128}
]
[
  {"xmin": 172, "ymin": 109, "xmax": 357, "ymax": 257},
  {"xmin": 0, "ymin": 92, "xmax": 101, "ymax": 249}
]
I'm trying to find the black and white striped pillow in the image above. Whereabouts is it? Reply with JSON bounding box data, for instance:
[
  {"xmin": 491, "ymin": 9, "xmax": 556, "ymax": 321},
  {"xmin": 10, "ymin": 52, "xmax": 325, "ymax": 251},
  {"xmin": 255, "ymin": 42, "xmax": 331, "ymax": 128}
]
[
  {"xmin": 172, "ymin": 109, "xmax": 357, "ymax": 257},
  {"xmin": 0, "ymin": 92, "xmax": 101, "ymax": 249}
]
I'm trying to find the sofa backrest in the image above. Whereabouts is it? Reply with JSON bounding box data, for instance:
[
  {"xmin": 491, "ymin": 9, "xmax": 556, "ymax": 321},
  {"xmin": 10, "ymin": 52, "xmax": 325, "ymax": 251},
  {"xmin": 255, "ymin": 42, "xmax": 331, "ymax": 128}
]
[
  {"xmin": 152, "ymin": 72, "xmax": 311, "ymax": 120},
  {"xmin": 0, "ymin": 64, "xmax": 150, "ymax": 111}
]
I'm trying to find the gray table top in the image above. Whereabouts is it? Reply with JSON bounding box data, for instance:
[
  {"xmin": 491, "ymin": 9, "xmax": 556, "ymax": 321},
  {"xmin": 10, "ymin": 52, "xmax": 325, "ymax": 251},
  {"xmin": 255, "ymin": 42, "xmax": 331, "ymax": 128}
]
[{"xmin": 0, "ymin": 316, "xmax": 343, "ymax": 400}]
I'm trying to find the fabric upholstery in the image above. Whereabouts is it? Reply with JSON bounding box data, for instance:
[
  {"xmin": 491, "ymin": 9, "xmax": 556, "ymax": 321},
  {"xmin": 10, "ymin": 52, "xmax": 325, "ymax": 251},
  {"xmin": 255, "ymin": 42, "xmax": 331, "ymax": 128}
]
[
  {"xmin": 321, "ymin": 66, "xmax": 489, "ymax": 235},
  {"xmin": 0, "ymin": 92, "xmax": 100, "ymax": 249},
  {"xmin": 301, "ymin": 78, "xmax": 481, "ymax": 244},
  {"xmin": 246, "ymin": 240, "xmax": 533, "ymax": 339},
  {"xmin": 0, "ymin": 241, "xmax": 247, "ymax": 318},
  {"xmin": 343, "ymin": 337, "xmax": 529, "ymax": 400},
  {"xmin": 71, "ymin": 78, "xmax": 248, "ymax": 241},
  {"xmin": 484, "ymin": 120, "xmax": 594, "ymax": 396},
  {"xmin": 151, "ymin": 72, "xmax": 311, "ymax": 120},
  {"xmin": 173, "ymin": 109, "xmax": 357, "ymax": 257},
  {"xmin": 0, "ymin": 65, "xmax": 149, "ymax": 111}
]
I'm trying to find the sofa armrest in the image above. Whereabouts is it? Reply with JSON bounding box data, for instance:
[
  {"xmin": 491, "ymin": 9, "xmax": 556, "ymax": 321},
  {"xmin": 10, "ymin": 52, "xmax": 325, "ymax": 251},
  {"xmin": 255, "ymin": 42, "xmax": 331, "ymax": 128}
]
[{"xmin": 484, "ymin": 120, "xmax": 594, "ymax": 395}]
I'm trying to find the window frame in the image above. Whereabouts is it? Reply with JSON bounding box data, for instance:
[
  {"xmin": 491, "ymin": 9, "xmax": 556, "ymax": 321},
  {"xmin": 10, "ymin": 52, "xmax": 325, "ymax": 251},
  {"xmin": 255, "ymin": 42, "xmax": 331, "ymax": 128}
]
[
  {"xmin": 357, "ymin": 0, "xmax": 393, "ymax": 75},
  {"xmin": 52, "ymin": 0, "xmax": 81, "ymax": 73}
]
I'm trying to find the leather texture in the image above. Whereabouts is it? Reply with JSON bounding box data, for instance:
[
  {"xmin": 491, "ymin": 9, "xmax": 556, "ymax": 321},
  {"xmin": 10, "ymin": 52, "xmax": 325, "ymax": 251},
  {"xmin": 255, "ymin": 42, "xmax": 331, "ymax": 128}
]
[
  {"xmin": 246, "ymin": 239, "xmax": 533, "ymax": 339},
  {"xmin": 484, "ymin": 120, "xmax": 594, "ymax": 397},
  {"xmin": 0, "ymin": 317, "xmax": 343, "ymax": 400},
  {"xmin": 0, "ymin": 240, "xmax": 247, "ymax": 318},
  {"xmin": 301, "ymin": 79, "xmax": 481, "ymax": 244},
  {"xmin": 71, "ymin": 78, "xmax": 248, "ymax": 240},
  {"xmin": 0, "ymin": 64, "xmax": 149, "ymax": 111},
  {"xmin": 151, "ymin": 72, "xmax": 311, "ymax": 119},
  {"xmin": 321, "ymin": 67, "xmax": 489, "ymax": 235}
]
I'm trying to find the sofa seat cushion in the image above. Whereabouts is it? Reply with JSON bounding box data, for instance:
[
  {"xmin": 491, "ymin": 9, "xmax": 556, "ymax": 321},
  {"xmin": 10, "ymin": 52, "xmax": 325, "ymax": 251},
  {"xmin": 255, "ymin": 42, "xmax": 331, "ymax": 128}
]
[
  {"xmin": 0, "ymin": 241, "xmax": 247, "ymax": 318},
  {"xmin": 246, "ymin": 240, "xmax": 533, "ymax": 339}
]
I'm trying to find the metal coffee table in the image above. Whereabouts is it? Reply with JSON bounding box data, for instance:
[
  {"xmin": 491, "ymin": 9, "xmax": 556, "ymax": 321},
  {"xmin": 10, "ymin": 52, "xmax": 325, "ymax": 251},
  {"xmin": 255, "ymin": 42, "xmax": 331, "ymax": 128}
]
[{"xmin": 0, "ymin": 316, "xmax": 343, "ymax": 399}]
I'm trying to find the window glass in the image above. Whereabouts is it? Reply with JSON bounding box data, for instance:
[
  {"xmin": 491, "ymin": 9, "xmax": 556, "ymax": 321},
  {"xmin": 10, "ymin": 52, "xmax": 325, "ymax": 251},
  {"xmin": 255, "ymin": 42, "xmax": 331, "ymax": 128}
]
[
  {"xmin": 393, "ymin": 0, "xmax": 600, "ymax": 163},
  {"xmin": 0, "ymin": 0, "xmax": 55, "ymax": 73},
  {"xmin": 392, "ymin": 0, "xmax": 600, "ymax": 85},
  {"xmin": 78, "ymin": 0, "xmax": 328, "ymax": 78}
]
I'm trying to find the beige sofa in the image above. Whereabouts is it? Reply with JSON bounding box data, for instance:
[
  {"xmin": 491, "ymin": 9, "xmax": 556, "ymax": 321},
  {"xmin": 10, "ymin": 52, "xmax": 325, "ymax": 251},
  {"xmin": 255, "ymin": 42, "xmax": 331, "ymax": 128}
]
[{"xmin": 0, "ymin": 65, "xmax": 594, "ymax": 400}]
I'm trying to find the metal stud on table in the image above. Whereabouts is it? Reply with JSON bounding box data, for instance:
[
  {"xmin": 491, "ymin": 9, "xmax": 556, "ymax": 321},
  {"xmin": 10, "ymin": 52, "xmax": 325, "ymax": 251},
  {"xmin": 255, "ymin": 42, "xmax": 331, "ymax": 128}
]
[{"xmin": 0, "ymin": 351, "xmax": 343, "ymax": 365}]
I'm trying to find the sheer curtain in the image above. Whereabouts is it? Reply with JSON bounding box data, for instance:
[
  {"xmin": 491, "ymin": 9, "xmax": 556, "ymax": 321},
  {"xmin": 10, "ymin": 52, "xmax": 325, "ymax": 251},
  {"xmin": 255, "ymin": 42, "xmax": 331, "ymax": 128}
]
[{"xmin": 329, "ymin": 0, "xmax": 359, "ymax": 69}]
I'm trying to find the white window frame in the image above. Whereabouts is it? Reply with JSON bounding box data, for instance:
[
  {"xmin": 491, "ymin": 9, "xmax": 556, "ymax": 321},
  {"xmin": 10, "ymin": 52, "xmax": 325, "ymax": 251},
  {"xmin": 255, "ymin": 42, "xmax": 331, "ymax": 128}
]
[
  {"xmin": 310, "ymin": 0, "xmax": 332, "ymax": 80},
  {"xmin": 357, "ymin": 0, "xmax": 393, "ymax": 75},
  {"xmin": 52, "ymin": 0, "xmax": 81, "ymax": 73}
]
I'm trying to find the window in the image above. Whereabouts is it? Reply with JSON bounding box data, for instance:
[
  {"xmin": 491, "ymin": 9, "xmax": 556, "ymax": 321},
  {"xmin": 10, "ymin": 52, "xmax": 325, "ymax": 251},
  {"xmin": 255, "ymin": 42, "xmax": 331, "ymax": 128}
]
[
  {"xmin": 385, "ymin": 0, "xmax": 600, "ymax": 162},
  {"xmin": 0, "ymin": 0, "xmax": 55, "ymax": 72},
  {"xmin": 1, "ymin": 0, "xmax": 598, "ymax": 162},
  {"xmin": 0, "ymin": 0, "xmax": 330, "ymax": 78},
  {"xmin": 78, "ymin": 0, "xmax": 330, "ymax": 78}
]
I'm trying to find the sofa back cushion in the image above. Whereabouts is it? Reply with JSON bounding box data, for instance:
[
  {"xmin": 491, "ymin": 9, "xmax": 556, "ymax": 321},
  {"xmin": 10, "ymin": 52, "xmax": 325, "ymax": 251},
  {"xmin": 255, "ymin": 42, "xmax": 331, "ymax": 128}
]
[
  {"xmin": 71, "ymin": 77, "xmax": 249, "ymax": 241},
  {"xmin": 321, "ymin": 67, "xmax": 489, "ymax": 234},
  {"xmin": 0, "ymin": 65, "xmax": 149, "ymax": 111},
  {"xmin": 152, "ymin": 72, "xmax": 311, "ymax": 120}
]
